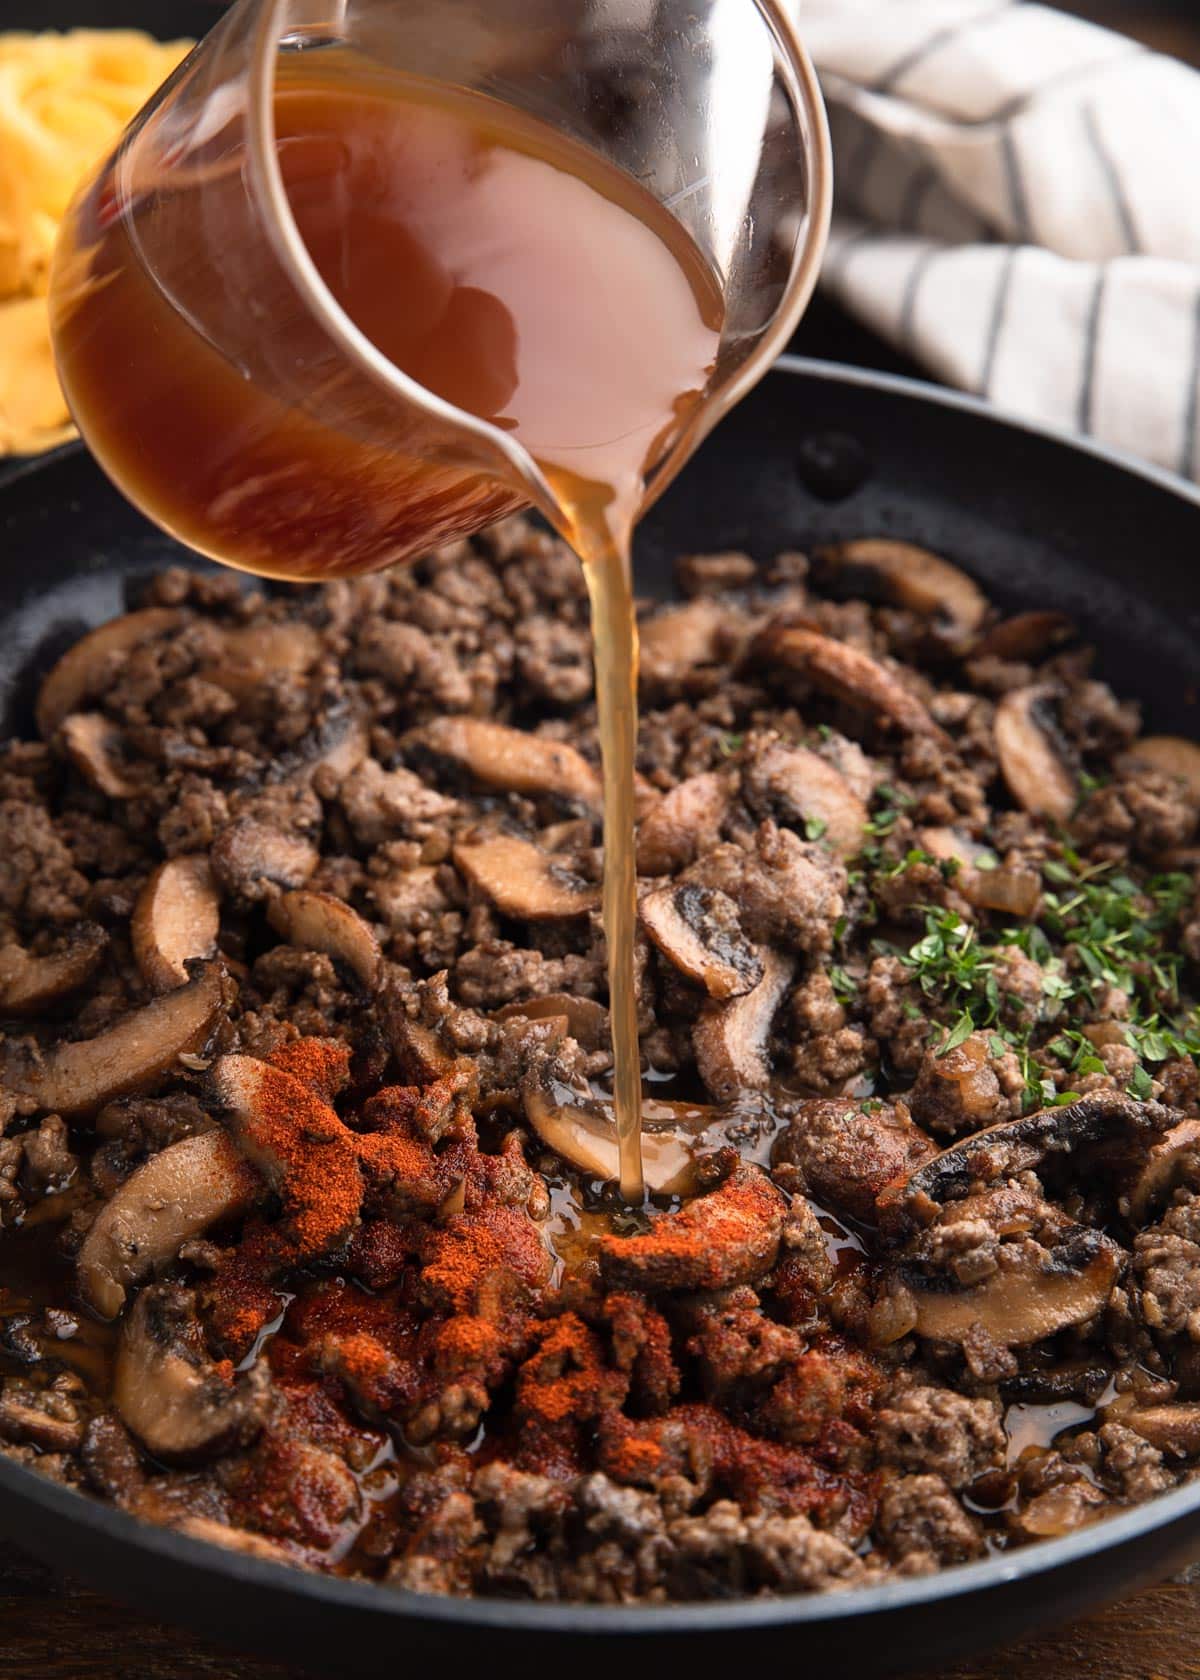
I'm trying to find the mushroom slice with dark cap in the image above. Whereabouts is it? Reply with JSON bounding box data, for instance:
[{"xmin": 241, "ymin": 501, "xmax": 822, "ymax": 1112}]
[
  {"xmin": 756, "ymin": 625, "xmax": 950, "ymax": 746},
  {"xmin": 693, "ymin": 948, "xmax": 793, "ymax": 1102},
  {"xmin": 742, "ymin": 739, "xmax": 868, "ymax": 860},
  {"xmin": 812, "ymin": 538, "xmax": 988, "ymax": 641},
  {"xmin": 0, "ymin": 961, "xmax": 230, "ymax": 1118},
  {"xmin": 1124, "ymin": 1119, "xmax": 1200, "ymax": 1223},
  {"xmin": 404, "ymin": 716, "xmax": 602, "ymax": 813},
  {"xmin": 113, "ymin": 1284, "xmax": 267, "ymax": 1463},
  {"xmin": 267, "ymin": 889, "xmax": 381, "ymax": 989},
  {"xmin": 59, "ymin": 712, "xmax": 144, "ymax": 799},
  {"xmin": 639, "ymin": 883, "xmax": 762, "ymax": 1000},
  {"xmin": 872, "ymin": 1187, "xmax": 1122, "ymax": 1349},
  {"xmin": 597, "ymin": 1160, "xmax": 788, "ymax": 1292},
  {"xmin": 209, "ymin": 817, "xmax": 319, "ymax": 903},
  {"xmin": 522, "ymin": 1070, "xmax": 717, "ymax": 1197},
  {"xmin": 994, "ymin": 685, "xmax": 1078, "ymax": 823},
  {"xmin": 132, "ymin": 856, "xmax": 220, "ymax": 993},
  {"xmin": 453, "ymin": 834, "xmax": 599, "ymax": 921},
  {"xmin": 36, "ymin": 607, "xmax": 182, "ymax": 740},
  {"xmin": 78, "ymin": 1129, "xmax": 261, "ymax": 1319},
  {"xmin": 273, "ymin": 702, "xmax": 368, "ymax": 786},
  {"xmin": 877, "ymin": 1090, "xmax": 1175, "ymax": 1233},
  {"xmin": 0, "ymin": 922, "xmax": 107, "ymax": 1014}
]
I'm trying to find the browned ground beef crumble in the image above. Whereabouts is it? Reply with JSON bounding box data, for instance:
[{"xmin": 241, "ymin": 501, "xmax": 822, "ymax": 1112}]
[{"xmin": 0, "ymin": 517, "xmax": 1198, "ymax": 1601}]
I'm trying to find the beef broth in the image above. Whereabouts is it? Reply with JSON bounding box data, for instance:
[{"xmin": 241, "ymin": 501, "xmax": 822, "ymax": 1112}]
[{"xmin": 52, "ymin": 54, "xmax": 725, "ymax": 1203}]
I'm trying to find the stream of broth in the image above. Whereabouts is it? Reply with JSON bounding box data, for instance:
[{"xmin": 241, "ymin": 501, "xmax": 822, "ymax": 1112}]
[{"xmin": 51, "ymin": 56, "xmax": 725, "ymax": 1202}]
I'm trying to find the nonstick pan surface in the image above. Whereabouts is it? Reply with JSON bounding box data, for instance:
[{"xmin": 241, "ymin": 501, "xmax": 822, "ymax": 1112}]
[{"xmin": 0, "ymin": 357, "xmax": 1199, "ymax": 1676}]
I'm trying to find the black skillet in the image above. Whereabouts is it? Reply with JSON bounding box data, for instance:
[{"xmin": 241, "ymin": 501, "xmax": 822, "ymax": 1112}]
[
  {"xmin": 7, "ymin": 0, "xmax": 1200, "ymax": 1668},
  {"xmin": 1, "ymin": 354, "xmax": 1199, "ymax": 1676}
]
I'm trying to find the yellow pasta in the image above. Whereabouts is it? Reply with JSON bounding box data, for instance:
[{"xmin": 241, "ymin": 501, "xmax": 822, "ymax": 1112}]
[{"xmin": 0, "ymin": 29, "xmax": 192, "ymax": 456}]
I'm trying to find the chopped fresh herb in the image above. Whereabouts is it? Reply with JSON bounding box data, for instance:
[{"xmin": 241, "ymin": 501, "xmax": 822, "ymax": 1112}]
[
  {"xmin": 882, "ymin": 847, "xmax": 937, "ymax": 880},
  {"xmin": 936, "ymin": 1010, "xmax": 975, "ymax": 1057},
  {"xmin": 804, "ymin": 816, "xmax": 829, "ymax": 842},
  {"xmin": 899, "ymin": 910, "xmax": 1000, "ymax": 1026},
  {"xmin": 1127, "ymin": 1064, "xmax": 1155, "ymax": 1099},
  {"xmin": 717, "ymin": 732, "xmax": 744, "ymax": 757}
]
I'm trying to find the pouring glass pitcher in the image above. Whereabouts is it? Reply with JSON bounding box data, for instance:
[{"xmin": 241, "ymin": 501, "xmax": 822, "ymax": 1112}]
[{"xmin": 48, "ymin": 0, "xmax": 831, "ymax": 582}]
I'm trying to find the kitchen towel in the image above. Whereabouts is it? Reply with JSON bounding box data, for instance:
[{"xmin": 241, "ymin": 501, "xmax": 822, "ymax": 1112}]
[{"xmin": 803, "ymin": 0, "xmax": 1200, "ymax": 481}]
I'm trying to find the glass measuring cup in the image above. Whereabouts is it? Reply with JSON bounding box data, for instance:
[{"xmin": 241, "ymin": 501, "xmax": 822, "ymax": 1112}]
[{"xmin": 47, "ymin": 0, "xmax": 831, "ymax": 580}]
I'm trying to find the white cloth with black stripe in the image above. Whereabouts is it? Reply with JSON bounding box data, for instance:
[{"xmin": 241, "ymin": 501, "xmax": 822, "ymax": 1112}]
[{"xmin": 802, "ymin": 0, "xmax": 1200, "ymax": 480}]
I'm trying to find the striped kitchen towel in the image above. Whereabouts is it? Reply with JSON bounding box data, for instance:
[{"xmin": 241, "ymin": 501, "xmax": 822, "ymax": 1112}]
[{"xmin": 802, "ymin": 0, "xmax": 1200, "ymax": 480}]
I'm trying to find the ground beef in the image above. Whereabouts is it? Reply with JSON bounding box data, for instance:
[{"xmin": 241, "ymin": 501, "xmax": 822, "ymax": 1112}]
[
  {"xmin": 876, "ymin": 1473, "xmax": 986, "ymax": 1571},
  {"xmin": 0, "ymin": 521, "xmax": 1195, "ymax": 1606},
  {"xmin": 874, "ymin": 1386, "xmax": 1006, "ymax": 1489}
]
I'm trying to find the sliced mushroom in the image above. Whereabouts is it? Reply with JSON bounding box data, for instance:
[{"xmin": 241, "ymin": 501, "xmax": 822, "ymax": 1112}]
[
  {"xmin": 494, "ymin": 993, "xmax": 608, "ymax": 1052},
  {"xmin": 971, "ymin": 611, "xmax": 1074, "ymax": 663},
  {"xmin": 757, "ymin": 626, "xmax": 949, "ymax": 745},
  {"xmin": 877, "ymin": 1189, "xmax": 1121, "ymax": 1348},
  {"xmin": 78, "ymin": 1129, "xmax": 260, "ymax": 1319},
  {"xmin": 598, "ymin": 1163, "xmax": 788, "ymax": 1292},
  {"xmin": 1116, "ymin": 736, "xmax": 1200, "ymax": 811},
  {"xmin": 210, "ymin": 1054, "xmax": 363, "ymax": 1259},
  {"xmin": 59, "ymin": 712, "xmax": 143, "ymax": 798},
  {"xmin": 114, "ymin": 1284, "xmax": 265, "ymax": 1462},
  {"xmin": 267, "ymin": 890, "xmax": 380, "ymax": 989},
  {"xmin": 639, "ymin": 597, "xmax": 753, "ymax": 692},
  {"xmin": 814, "ymin": 539, "xmax": 987, "ymax": 639},
  {"xmin": 0, "ymin": 961, "xmax": 230, "ymax": 1119},
  {"xmin": 640, "ymin": 884, "xmax": 762, "ymax": 1000},
  {"xmin": 636, "ymin": 771, "xmax": 731, "ymax": 877},
  {"xmin": 693, "ymin": 948, "xmax": 793, "ymax": 1102},
  {"xmin": 380, "ymin": 982, "xmax": 458, "ymax": 1084},
  {"xmin": 36, "ymin": 607, "xmax": 182, "ymax": 740},
  {"xmin": 994, "ymin": 685, "xmax": 1077, "ymax": 823},
  {"xmin": 132, "ymin": 856, "xmax": 220, "ymax": 993},
  {"xmin": 879, "ymin": 1090, "xmax": 1174, "ymax": 1231},
  {"xmin": 198, "ymin": 622, "xmax": 322, "ymax": 703},
  {"xmin": 405, "ymin": 717, "xmax": 602, "ymax": 814},
  {"xmin": 275, "ymin": 703, "xmax": 369, "ymax": 786},
  {"xmin": 1125, "ymin": 1120, "xmax": 1200, "ymax": 1223},
  {"xmin": 523, "ymin": 1073, "xmax": 716, "ymax": 1196},
  {"xmin": 210, "ymin": 817, "xmax": 319, "ymax": 903},
  {"xmin": 453, "ymin": 834, "xmax": 599, "ymax": 921},
  {"xmin": 0, "ymin": 922, "xmax": 107, "ymax": 1014},
  {"xmin": 742, "ymin": 740, "xmax": 868, "ymax": 859},
  {"xmin": 1114, "ymin": 1402, "xmax": 1200, "ymax": 1458},
  {"xmin": 918, "ymin": 830, "xmax": 1042, "ymax": 918}
]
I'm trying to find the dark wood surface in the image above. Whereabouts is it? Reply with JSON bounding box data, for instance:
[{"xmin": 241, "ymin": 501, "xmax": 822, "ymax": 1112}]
[{"xmin": 3, "ymin": 2, "xmax": 1200, "ymax": 1675}]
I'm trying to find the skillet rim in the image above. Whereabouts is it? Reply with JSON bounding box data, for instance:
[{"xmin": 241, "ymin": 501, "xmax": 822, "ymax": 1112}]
[{"xmin": 1, "ymin": 353, "xmax": 1199, "ymax": 1634}]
